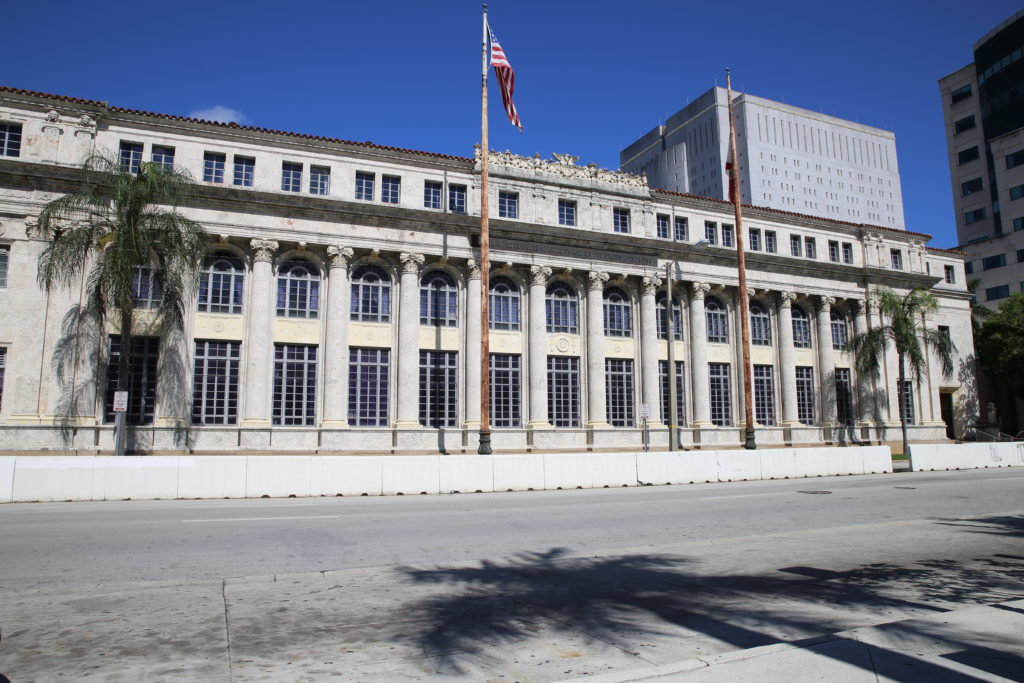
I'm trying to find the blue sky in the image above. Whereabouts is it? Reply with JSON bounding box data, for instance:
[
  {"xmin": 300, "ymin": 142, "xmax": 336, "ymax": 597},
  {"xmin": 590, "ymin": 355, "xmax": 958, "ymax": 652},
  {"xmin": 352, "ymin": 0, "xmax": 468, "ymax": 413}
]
[{"xmin": 3, "ymin": 1, "xmax": 1020, "ymax": 248}]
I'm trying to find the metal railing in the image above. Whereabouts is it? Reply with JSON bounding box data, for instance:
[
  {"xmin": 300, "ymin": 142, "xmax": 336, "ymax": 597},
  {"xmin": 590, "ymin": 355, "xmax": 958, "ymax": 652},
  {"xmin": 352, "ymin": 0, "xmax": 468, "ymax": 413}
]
[{"xmin": 959, "ymin": 426, "xmax": 1024, "ymax": 442}]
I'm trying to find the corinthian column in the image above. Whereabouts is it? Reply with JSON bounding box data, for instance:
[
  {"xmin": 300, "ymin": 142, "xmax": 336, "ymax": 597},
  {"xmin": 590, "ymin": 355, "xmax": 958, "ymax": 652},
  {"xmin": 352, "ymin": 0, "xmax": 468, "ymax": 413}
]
[
  {"xmin": 852, "ymin": 298, "xmax": 871, "ymax": 424},
  {"xmin": 639, "ymin": 275, "xmax": 662, "ymax": 425},
  {"xmin": 777, "ymin": 291, "xmax": 799, "ymax": 425},
  {"xmin": 689, "ymin": 282, "xmax": 712, "ymax": 426},
  {"xmin": 242, "ymin": 239, "xmax": 278, "ymax": 425},
  {"xmin": 321, "ymin": 246, "xmax": 354, "ymax": 428},
  {"xmin": 816, "ymin": 296, "xmax": 837, "ymax": 424},
  {"xmin": 586, "ymin": 271, "xmax": 610, "ymax": 428},
  {"xmin": 394, "ymin": 252, "xmax": 424, "ymax": 429},
  {"xmin": 464, "ymin": 260, "xmax": 482, "ymax": 429},
  {"xmin": 527, "ymin": 266, "xmax": 552, "ymax": 428}
]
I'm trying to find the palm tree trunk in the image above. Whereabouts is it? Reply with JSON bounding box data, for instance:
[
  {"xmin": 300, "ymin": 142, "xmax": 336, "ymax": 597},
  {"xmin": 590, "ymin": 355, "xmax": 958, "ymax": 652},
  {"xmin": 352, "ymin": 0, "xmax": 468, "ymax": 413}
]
[{"xmin": 898, "ymin": 352, "xmax": 911, "ymax": 470}]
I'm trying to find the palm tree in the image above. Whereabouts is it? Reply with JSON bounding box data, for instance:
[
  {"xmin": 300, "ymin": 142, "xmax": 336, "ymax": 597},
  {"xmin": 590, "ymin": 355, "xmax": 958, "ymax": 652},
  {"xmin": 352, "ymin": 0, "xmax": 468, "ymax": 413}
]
[
  {"xmin": 35, "ymin": 153, "xmax": 208, "ymax": 454},
  {"xmin": 844, "ymin": 287, "xmax": 956, "ymax": 468}
]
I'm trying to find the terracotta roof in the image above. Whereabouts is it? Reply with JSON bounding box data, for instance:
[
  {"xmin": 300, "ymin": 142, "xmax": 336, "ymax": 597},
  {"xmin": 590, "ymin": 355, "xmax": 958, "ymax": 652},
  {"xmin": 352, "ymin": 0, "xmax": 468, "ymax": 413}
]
[
  {"xmin": 0, "ymin": 85, "xmax": 474, "ymax": 163},
  {"xmin": 926, "ymin": 246, "xmax": 965, "ymax": 256}
]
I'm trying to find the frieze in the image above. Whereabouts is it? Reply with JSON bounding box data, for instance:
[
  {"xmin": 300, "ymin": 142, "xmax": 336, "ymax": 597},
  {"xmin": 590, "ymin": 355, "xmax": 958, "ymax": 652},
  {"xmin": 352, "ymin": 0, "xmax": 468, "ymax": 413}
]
[
  {"xmin": 490, "ymin": 238, "xmax": 656, "ymax": 267},
  {"xmin": 475, "ymin": 147, "xmax": 648, "ymax": 189}
]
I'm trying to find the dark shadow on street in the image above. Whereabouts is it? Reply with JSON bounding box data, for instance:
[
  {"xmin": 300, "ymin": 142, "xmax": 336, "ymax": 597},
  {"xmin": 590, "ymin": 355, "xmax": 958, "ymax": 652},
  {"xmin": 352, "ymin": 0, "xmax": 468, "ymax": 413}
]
[{"xmin": 933, "ymin": 514, "xmax": 1024, "ymax": 538}]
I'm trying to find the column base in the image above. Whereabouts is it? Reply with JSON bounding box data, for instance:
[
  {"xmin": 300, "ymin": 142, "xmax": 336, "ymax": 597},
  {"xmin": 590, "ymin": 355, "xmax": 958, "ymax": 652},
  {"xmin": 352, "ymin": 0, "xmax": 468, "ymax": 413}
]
[
  {"xmin": 6, "ymin": 414, "xmax": 45, "ymax": 425},
  {"xmin": 586, "ymin": 420, "xmax": 613, "ymax": 430},
  {"xmin": 690, "ymin": 420, "xmax": 714, "ymax": 428},
  {"xmin": 319, "ymin": 420, "xmax": 350, "ymax": 429},
  {"xmin": 645, "ymin": 420, "xmax": 665, "ymax": 428},
  {"xmin": 462, "ymin": 421, "xmax": 481, "ymax": 430},
  {"xmin": 527, "ymin": 421, "xmax": 554, "ymax": 430},
  {"xmin": 392, "ymin": 420, "xmax": 424, "ymax": 430}
]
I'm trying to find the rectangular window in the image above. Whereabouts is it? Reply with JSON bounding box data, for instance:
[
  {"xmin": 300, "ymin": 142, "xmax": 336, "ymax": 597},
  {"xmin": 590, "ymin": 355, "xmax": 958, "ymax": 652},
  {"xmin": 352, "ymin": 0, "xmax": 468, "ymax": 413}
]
[
  {"xmin": 419, "ymin": 350, "xmax": 457, "ymax": 427},
  {"xmin": 749, "ymin": 228, "xmax": 761, "ymax": 251},
  {"xmin": 890, "ymin": 249, "xmax": 904, "ymax": 270},
  {"xmin": 957, "ymin": 146, "xmax": 980, "ymax": 165},
  {"xmin": 964, "ymin": 208, "xmax": 987, "ymax": 225},
  {"xmin": 490, "ymin": 354, "xmax": 521, "ymax": 428},
  {"xmin": 0, "ymin": 347, "xmax": 5, "ymax": 411},
  {"xmin": 709, "ymin": 363, "xmax": 732, "ymax": 426},
  {"xmin": 835, "ymin": 368, "xmax": 854, "ymax": 425},
  {"xmin": 721, "ymin": 224, "xmax": 734, "ymax": 247},
  {"xmin": 795, "ymin": 366, "xmax": 815, "ymax": 425},
  {"xmin": 547, "ymin": 356, "xmax": 580, "ymax": 427},
  {"xmin": 828, "ymin": 240, "xmax": 840, "ymax": 263},
  {"xmin": 842, "ymin": 242, "xmax": 854, "ymax": 264},
  {"xmin": 657, "ymin": 360, "xmax": 686, "ymax": 426},
  {"xmin": 558, "ymin": 199, "xmax": 576, "ymax": 226},
  {"xmin": 1006, "ymin": 150, "xmax": 1024, "ymax": 169},
  {"xmin": 381, "ymin": 175, "xmax": 401, "ymax": 204},
  {"xmin": 1018, "ymin": 248, "xmax": 1024, "ymax": 263},
  {"xmin": 309, "ymin": 166, "xmax": 330, "ymax": 195},
  {"xmin": 954, "ymin": 115, "xmax": 976, "ymax": 134},
  {"xmin": 965, "ymin": 261, "xmax": 974, "ymax": 274},
  {"xmin": 233, "ymin": 156, "xmax": 255, "ymax": 187},
  {"xmin": 944, "ymin": 264, "xmax": 956, "ymax": 283},
  {"xmin": 986, "ymin": 284, "xmax": 1010, "ymax": 300},
  {"xmin": 499, "ymin": 191, "xmax": 519, "ymax": 219},
  {"xmin": 449, "ymin": 184, "xmax": 467, "ymax": 214},
  {"xmin": 613, "ymin": 207, "xmax": 630, "ymax": 233},
  {"xmin": 898, "ymin": 380, "xmax": 915, "ymax": 424},
  {"xmin": 191, "ymin": 340, "xmax": 240, "ymax": 425},
  {"xmin": 151, "ymin": 145, "xmax": 175, "ymax": 170},
  {"xmin": 131, "ymin": 266, "xmax": 161, "ymax": 310},
  {"xmin": 1009, "ymin": 185, "xmax": 1024, "ymax": 201},
  {"xmin": 1015, "ymin": 217, "xmax": 1024, "ymax": 231},
  {"xmin": 704, "ymin": 221, "xmax": 717, "ymax": 245},
  {"xmin": 424, "ymin": 180, "xmax": 442, "ymax": 209},
  {"xmin": 790, "ymin": 234, "xmax": 801, "ymax": 257},
  {"xmin": 950, "ymin": 84, "xmax": 972, "ymax": 104},
  {"xmin": 674, "ymin": 216, "xmax": 688, "ymax": 241},
  {"xmin": 119, "ymin": 142, "xmax": 143, "ymax": 173},
  {"xmin": 273, "ymin": 344, "xmax": 317, "ymax": 426},
  {"xmin": 961, "ymin": 177, "xmax": 983, "ymax": 195},
  {"xmin": 355, "ymin": 171, "xmax": 375, "ymax": 201},
  {"xmin": 804, "ymin": 238, "xmax": 816, "ymax": 259},
  {"xmin": 348, "ymin": 347, "xmax": 389, "ymax": 427},
  {"xmin": 753, "ymin": 365, "xmax": 776, "ymax": 426},
  {"xmin": 0, "ymin": 245, "xmax": 8, "ymax": 287},
  {"xmin": 203, "ymin": 152, "xmax": 225, "ymax": 183},
  {"xmin": 765, "ymin": 230, "xmax": 777, "ymax": 253},
  {"xmin": 281, "ymin": 162, "xmax": 302, "ymax": 192},
  {"xmin": 105, "ymin": 336, "xmax": 159, "ymax": 425},
  {"xmin": 982, "ymin": 254, "xmax": 1006, "ymax": 270},
  {"xmin": 0, "ymin": 123, "xmax": 22, "ymax": 157},
  {"xmin": 605, "ymin": 358, "xmax": 634, "ymax": 427},
  {"xmin": 656, "ymin": 214, "xmax": 669, "ymax": 239}
]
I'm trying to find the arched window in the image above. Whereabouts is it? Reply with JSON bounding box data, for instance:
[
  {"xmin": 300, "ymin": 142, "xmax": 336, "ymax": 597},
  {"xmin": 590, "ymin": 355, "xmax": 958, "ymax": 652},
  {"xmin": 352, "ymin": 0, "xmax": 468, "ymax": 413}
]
[
  {"xmin": 197, "ymin": 252, "xmax": 244, "ymax": 314},
  {"xmin": 489, "ymin": 277, "xmax": 520, "ymax": 330},
  {"xmin": 706, "ymin": 297, "xmax": 728, "ymax": 343},
  {"xmin": 276, "ymin": 259, "xmax": 320, "ymax": 318},
  {"xmin": 350, "ymin": 265, "xmax": 391, "ymax": 322},
  {"xmin": 792, "ymin": 305, "xmax": 811, "ymax": 348},
  {"xmin": 750, "ymin": 302, "xmax": 771, "ymax": 346},
  {"xmin": 603, "ymin": 287, "xmax": 632, "ymax": 337},
  {"xmin": 420, "ymin": 270, "xmax": 458, "ymax": 326},
  {"xmin": 656, "ymin": 293, "xmax": 683, "ymax": 341},
  {"xmin": 831, "ymin": 310, "xmax": 849, "ymax": 349},
  {"xmin": 546, "ymin": 283, "xmax": 578, "ymax": 334}
]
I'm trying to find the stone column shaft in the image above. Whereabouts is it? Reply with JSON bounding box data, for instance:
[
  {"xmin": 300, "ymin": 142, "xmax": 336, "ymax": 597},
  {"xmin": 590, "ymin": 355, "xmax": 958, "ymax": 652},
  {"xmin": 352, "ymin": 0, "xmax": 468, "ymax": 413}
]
[
  {"xmin": 639, "ymin": 276, "xmax": 662, "ymax": 424},
  {"xmin": 586, "ymin": 271, "xmax": 609, "ymax": 427},
  {"xmin": 321, "ymin": 246, "xmax": 353, "ymax": 427},
  {"xmin": 395, "ymin": 253, "xmax": 424, "ymax": 429},
  {"xmin": 528, "ymin": 266, "xmax": 552, "ymax": 428},
  {"xmin": 464, "ymin": 261, "xmax": 482, "ymax": 428},
  {"xmin": 853, "ymin": 301, "xmax": 872, "ymax": 424},
  {"xmin": 777, "ymin": 292, "xmax": 799, "ymax": 425},
  {"xmin": 689, "ymin": 282, "xmax": 712, "ymax": 426},
  {"xmin": 242, "ymin": 239, "xmax": 278, "ymax": 425},
  {"xmin": 816, "ymin": 296, "xmax": 837, "ymax": 424}
]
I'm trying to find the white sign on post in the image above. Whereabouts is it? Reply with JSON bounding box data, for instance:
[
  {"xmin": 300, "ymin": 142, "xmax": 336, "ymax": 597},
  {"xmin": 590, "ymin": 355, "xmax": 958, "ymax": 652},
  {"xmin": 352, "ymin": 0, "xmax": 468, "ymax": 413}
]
[
  {"xmin": 113, "ymin": 391, "xmax": 129, "ymax": 413},
  {"xmin": 638, "ymin": 403, "xmax": 650, "ymax": 421}
]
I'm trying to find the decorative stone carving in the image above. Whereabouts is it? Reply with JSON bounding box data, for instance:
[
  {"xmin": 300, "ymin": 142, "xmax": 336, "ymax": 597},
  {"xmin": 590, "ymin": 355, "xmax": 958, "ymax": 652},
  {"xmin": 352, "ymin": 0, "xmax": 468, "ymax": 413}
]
[
  {"xmin": 778, "ymin": 291, "xmax": 797, "ymax": 308},
  {"xmin": 690, "ymin": 282, "xmax": 711, "ymax": 299},
  {"xmin": 849, "ymin": 298, "xmax": 866, "ymax": 313},
  {"xmin": 466, "ymin": 259, "xmax": 481, "ymax": 280},
  {"xmin": 530, "ymin": 265, "xmax": 552, "ymax": 286},
  {"xmin": 24, "ymin": 217, "xmax": 43, "ymax": 240},
  {"xmin": 326, "ymin": 246, "xmax": 354, "ymax": 269},
  {"xmin": 641, "ymin": 275, "xmax": 662, "ymax": 296},
  {"xmin": 745, "ymin": 287, "xmax": 756, "ymax": 299},
  {"xmin": 250, "ymin": 239, "xmax": 279, "ymax": 262},
  {"xmin": 588, "ymin": 271, "xmax": 610, "ymax": 291},
  {"xmin": 78, "ymin": 115, "xmax": 96, "ymax": 128},
  {"xmin": 818, "ymin": 295, "xmax": 835, "ymax": 312},
  {"xmin": 400, "ymin": 252, "xmax": 425, "ymax": 274},
  {"xmin": 46, "ymin": 110, "xmax": 60, "ymax": 122},
  {"xmin": 475, "ymin": 148, "xmax": 649, "ymax": 188}
]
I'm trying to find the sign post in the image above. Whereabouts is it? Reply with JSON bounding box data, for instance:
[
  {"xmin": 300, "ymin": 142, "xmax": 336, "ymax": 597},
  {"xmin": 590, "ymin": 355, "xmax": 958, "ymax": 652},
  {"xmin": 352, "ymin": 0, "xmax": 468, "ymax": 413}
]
[
  {"xmin": 639, "ymin": 403, "xmax": 650, "ymax": 452},
  {"xmin": 113, "ymin": 391, "xmax": 128, "ymax": 456}
]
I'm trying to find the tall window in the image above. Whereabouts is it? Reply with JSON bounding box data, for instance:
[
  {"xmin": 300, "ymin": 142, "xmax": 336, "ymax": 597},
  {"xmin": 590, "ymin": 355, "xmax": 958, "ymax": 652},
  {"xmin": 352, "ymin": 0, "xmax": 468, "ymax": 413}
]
[
  {"xmin": 419, "ymin": 350, "xmax": 458, "ymax": 427},
  {"xmin": 490, "ymin": 354, "xmax": 521, "ymax": 427},
  {"xmin": 0, "ymin": 244, "xmax": 7, "ymax": 287},
  {"xmin": 791, "ymin": 305, "xmax": 811, "ymax": 348},
  {"xmin": 749, "ymin": 228, "xmax": 761, "ymax": 251},
  {"xmin": 558, "ymin": 199, "xmax": 576, "ymax": 226},
  {"xmin": 704, "ymin": 221, "xmax": 717, "ymax": 245},
  {"xmin": 835, "ymin": 368, "xmax": 854, "ymax": 425},
  {"xmin": 233, "ymin": 156, "xmax": 254, "ymax": 187},
  {"xmin": 674, "ymin": 216, "xmax": 688, "ymax": 241},
  {"xmin": 790, "ymin": 235, "xmax": 802, "ymax": 257},
  {"xmin": 0, "ymin": 123, "xmax": 22, "ymax": 157},
  {"xmin": 309, "ymin": 166, "xmax": 330, "ymax": 195},
  {"xmin": 706, "ymin": 297, "xmax": 728, "ymax": 343},
  {"xmin": 750, "ymin": 302, "xmax": 771, "ymax": 346},
  {"xmin": 944, "ymin": 265, "xmax": 956, "ymax": 283},
  {"xmin": 355, "ymin": 171, "xmax": 375, "ymax": 200},
  {"xmin": 899, "ymin": 380, "xmax": 915, "ymax": 423},
  {"xmin": 273, "ymin": 344, "xmax": 317, "ymax": 426},
  {"xmin": 709, "ymin": 363, "xmax": 732, "ymax": 426},
  {"xmin": 151, "ymin": 146, "xmax": 175, "ymax": 170},
  {"xmin": 765, "ymin": 231, "xmax": 777, "ymax": 253},
  {"xmin": 890, "ymin": 249, "xmax": 903, "ymax": 270},
  {"xmin": 420, "ymin": 271, "xmax": 458, "ymax": 326},
  {"xmin": 546, "ymin": 283, "xmax": 578, "ymax": 333},
  {"xmin": 424, "ymin": 180, "xmax": 442, "ymax": 209},
  {"xmin": 131, "ymin": 266, "xmax": 161, "ymax": 310},
  {"xmin": 656, "ymin": 214, "xmax": 669, "ymax": 239},
  {"xmin": 828, "ymin": 241, "xmax": 840, "ymax": 263},
  {"xmin": 721, "ymin": 224, "xmax": 734, "ymax": 247},
  {"xmin": 753, "ymin": 365, "xmax": 776, "ymax": 425},
  {"xmin": 281, "ymin": 163, "xmax": 302, "ymax": 192},
  {"xmin": 659, "ymin": 360, "xmax": 685, "ymax": 425},
  {"xmin": 350, "ymin": 265, "xmax": 391, "ymax": 322},
  {"xmin": 203, "ymin": 152, "xmax": 225, "ymax": 183},
  {"xmin": 605, "ymin": 359, "xmax": 634, "ymax": 427},
  {"xmin": 603, "ymin": 287, "xmax": 632, "ymax": 337},
  {"xmin": 489, "ymin": 277, "xmax": 520, "ymax": 330},
  {"xmin": 842, "ymin": 243, "xmax": 854, "ymax": 264},
  {"xmin": 613, "ymin": 208, "xmax": 630, "ymax": 233},
  {"xmin": 381, "ymin": 175, "xmax": 401, "ymax": 204},
  {"xmin": 276, "ymin": 259, "xmax": 320, "ymax": 318},
  {"xmin": 656, "ymin": 293, "xmax": 682, "ymax": 340},
  {"xmin": 105, "ymin": 336, "xmax": 159, "ymax": 425},
  {"xmin": 0, "ymin": 347, "xmax": 5, "ymax": 411},
  {"xmin": 119, "ymin": 142, "xmax": 143, "ymax": 173},
  {"xmin": 449, "ymin": 184, "xmax": 467, "ymax": 214},
  {"xmin": 547, "ymin": 356, "xmax": 580, "ymax": 427},
  {"xmin": 348, "ymin": 348, "xmax": 389, "ymax": 426},
  {"xmin": 197, "ymin": 253, "xmax": 244, "ymax": 314},
  {"xmin": 804, "ymin": 238, "xmax": 816, "ymax": 259},
  {"xmin": 795, "ymin": 366, "xmax": 815, "ymax": 424},
  {"xmin": 192, "ymin": 340, "xmax": 240, "ymax": 425},
  {"xmin": 830, "ymin": 311, "xmax": 848, "ymax": 349},
  {"xmin": 498, "ymin": 191, "xmax": 519, "ymax": 219}
]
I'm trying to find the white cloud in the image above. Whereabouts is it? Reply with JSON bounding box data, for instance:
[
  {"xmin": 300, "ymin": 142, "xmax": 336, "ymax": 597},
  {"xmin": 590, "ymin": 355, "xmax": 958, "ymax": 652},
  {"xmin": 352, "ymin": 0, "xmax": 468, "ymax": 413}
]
[{"xmin": 188, "ymin": 105, "xmax": 248, "ymax": 125}]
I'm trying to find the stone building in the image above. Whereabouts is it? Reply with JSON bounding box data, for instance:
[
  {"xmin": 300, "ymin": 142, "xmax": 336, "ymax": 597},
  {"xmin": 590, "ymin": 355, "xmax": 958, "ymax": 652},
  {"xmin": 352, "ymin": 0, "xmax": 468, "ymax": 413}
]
[{"xmin": 0, "ymin": 86, "xmax": 976, "ymax": 454}]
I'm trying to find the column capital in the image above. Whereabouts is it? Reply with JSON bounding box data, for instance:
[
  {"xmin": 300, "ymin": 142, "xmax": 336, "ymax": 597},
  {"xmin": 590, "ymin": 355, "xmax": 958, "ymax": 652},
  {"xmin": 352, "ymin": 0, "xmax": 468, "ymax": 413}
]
[
  {"xmin": 250, "ymin": 239, "xmax": 279, "ymax": 263},
  {"xmin": 817, "ymin": 295, "xmax": 835, "ymax": 313},
  {"xmin": 690, "ymin": 282, "xmax": 711, "ymax": 299},
  {"xmin": 641, "ymin": 275, "xmax": 663, "ymax": 296},
  {"xmin": 466, "ymin": 259, "xmax": 482, "ymax": 281},
  {"xmin": 326, "ymin": 245, "xmax": 354, "ymax": 269},
  {"xmin": 745, "ymin": 287, "xmax": 756, "ymax": 299},
  {"xmin": 588, "ymin": 271, "xmax": 609, "ymax": 291},
  {"xmin": 529, "ymin": 265, "xmax": 552, "ymax": 286},
  {"xmin": 850, "ymin": 297, "xmax": 867, "ymax": 313},
  {"xmin": 399, "ymin": 252, "xmax": 425, "ymax": 274},
  {"xmin": 778, "ymin": 291, "xmax": 797, "ymax": 308}
]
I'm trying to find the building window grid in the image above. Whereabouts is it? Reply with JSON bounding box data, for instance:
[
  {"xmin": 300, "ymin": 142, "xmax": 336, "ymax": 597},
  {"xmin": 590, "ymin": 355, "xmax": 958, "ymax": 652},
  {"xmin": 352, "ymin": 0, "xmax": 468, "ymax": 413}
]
[
  {"xmin": 197, "ymin": 254, "xmax": 244, "ymax": 314},
  {"xmin": 203, "ymin": 152, "xmax": 225, "ymax": 183},
  {"xmin": 233, "ymin": 156, "xmax": 254, "ymax": 187},
  {"xmin": 309, "ymin": 166, "xmax": 330, "ymax": 195},
  {"xmin": 276, "ymin": 260, "xmax": 320, "ymax": 319},
  {"xmin": 721, "ymin": 224, "xmax": 734, "ymax": 247},
  {"xmin": 828, "ymin": 241, "xmax": 840, "ymax": 263},
  {"xmin": 558, "ymin": 199, "xmax": 576, "ymax": 226},
  {"xmin": 499, "ymin": 191, "xmax": 519, "ymax": 219},
  {"xmin": 420, "ymin": 271, "xmax": 458, "ymax": 326},
  {"xmin": 656, "ymin": 294, "xmax": 683, "ymax": 341},
  {"xmin": 706, "ymin": 298, "xmax": 728, "ymax": 343},
  {"xmin": 709, "ymin": 363, "xmax": 732, "ymax": 426},
  {"xmin": 273, "ymin": 344, "xmax": 317, "ymax": 426},
  {"xmin": 546, "ymin": 284, "xmax": 578, "ymax": 334},
  {"xmin": 674, "ymin": 217, "xmax": 688, "ymax": 241},
  {"xmin": 842, "ymin": 243, "xmax": 854, "ymax": 264},
  {"xmin": 603, "ymin": 288, "xmax": 632, "ymax": 337},
  {"xmin": 490, "ymin": 353, "xmax": 521, "ymax": 428},
  {"xmin": 790, "ymin": 235, "xmax": 801, "ymax": 257},
  {"xmin": 151, "ymin": 146, "xmax": 175, "ymax": 170},
  {"xmin": 449, "ymin": 184, "xmax": 467, "ymax": 214},
  {"xmin": 749, "ymin": 229, "xmax": 761, "ymax": 251},
  {"xmin": 0, "ymin": 123, "xmax": 22, "ymax": 157},
  {"xmin": 120, "ymin": 142, "xmax": 143, "ymax": 173},
  {"xmin": 656, "ymin": 214, "xmax": 669, "ymax": 239},
  {"xmin": 944, "ymin": 265, "xmax": 956, "ymax": 283},
  {"xmin": 605, "ymin": 359, "xmax": 634, "ymax": 427},
  {"xmin": 489, "ymin": 277, "xmax": 520, "ymax": 330},
  {"xmin": 419, "ymin": 350, "xmax": 458, "ymax": 427},
  {"xmin": 795, "ymin": 366, "xmax": 815, "ymax": 425},
  {"xmin": 891, "ymin": 249, "xmax": 904, "ymax": 270},
  {"xmin": 613, "ymin": 208, "xmax": 631, "ymax": 233},
  {"xmin": 348, "ymin": 348, "xmax": 390, "ymax": 427},
  {"xmin": 547, "ymin": 356, "xmax": 580, "ymax": 427},
  {"xmin": 381, "ymin": 175, "xmax": 401, "ymax": 204},
  {"xmin": 805, "ymin": 238, "xmax": 816, "ymax": 259},
  {"xmin": 658, "ymin": 360, "xmax": 686, "ymax": 425},
  {"xmin": 424, "ymin": 181, "xmax": 442, "ymax": 209},
  {"xmin": 750, "ymin": 303, "xmax": 771, "ymax": 345},
  {"xmin": 765, "ymin": 231, "xmax": 777, "ymax": 253},
  {"xmin": 831, "ymin": 311, "xmax": 849, "ymax": 349},
  {"xmin": 105, "ymin": 336, "xmax": 159, "ymax": 425},
  {"xmin": 705, "ymin": 221, "xmax": 717, "ymax": 245},
  {"xmin": 0, "ymin": 245, "xmax": 9, "ymax": 288},
  {"xmin": 835, "ymin": 368, "xmax": 854, "ymax": 425},
  {"xmin": 281, "ymin": 162, "xmax": 302, "ymax": 192},
  {"xmin": 355, "ymin": 172, "xmax": 375, "ymax": 201},
  {"xmin": 191, "ymin": 340, "xmax": 240, "ymax": 425},
  {"xmin": 753, "ymin": 365, "xmax": 776, "ymax": 426},
  {"xmin": 792, "ymin": 306, "xmax": 812, "ymax": 348},
  {"xmin": 350, "ymin": 265, "xmax": 392, "ymax": 323},
  {"xmin": 898, "ymin": 380, "xmax": 915, "ymax": 424}
]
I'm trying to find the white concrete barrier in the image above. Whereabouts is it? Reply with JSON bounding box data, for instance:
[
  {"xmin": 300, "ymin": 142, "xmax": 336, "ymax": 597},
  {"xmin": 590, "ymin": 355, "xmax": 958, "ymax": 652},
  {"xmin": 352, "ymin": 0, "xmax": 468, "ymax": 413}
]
[
  {"xmin": 12, "ymin": 456, "xmax": 96, "ymax": 502},
  {"xmin": 636, "ymin": 452, "xmax": 681, "ymax": 486},
  {"xmin": 678, "ymin": 451, "xmax": 720, "ymax": 484},
  {"xmin": 716, "ymin": 450, "xmax": 761, "ymax": 482},
  {"xmin": 245, "ymin": 456, "xmax": 318, "ymax": 498},
  {"xmin": 862, "ymin": 446, "xmax": 894, "ymax": 474},
  {"xmin": 544, "ymin": 453, "xmax": 592, "ymax": 490},
  {"xmin": 590, "ymin": 452, "xmax": 637, "ymax": 488},
  {"xmin": 910, "ymin": 442, "xmax": 1023, "ymax": 471},
  {"xmin": 826, "ymin": 447, "xmax": 864, "ymax": 476},
  {"xmin": 0, "ymin": 456, "xmax": 16, "ymax": 503},
  {"xmin": 759, "ymin": 449, "xmax": 797, "ymax": 480},
  {"xmin": 382, "ymin": 455, "xmax": 439, "ymax": 495},
  {"xmin": 178, "ymin": 456, "xmax": 247, "ymax": 499},
  {"xmin": 793, "ymin": 448, "xmax": 832, "ymax": 477},
  {"xmin": 492, "ymin": 454, "xmax": 545, "ymax": 491},
  {"xmin": 98, "ymin": 456, "xmax": 180, "ymax": 500},
  {"xmin": 320, "ymin": 456, "xmax": 383, "ymax": 496},
  {"xmin": 439, "ymin": 455, "xmax": 494, "ymax": 493}
]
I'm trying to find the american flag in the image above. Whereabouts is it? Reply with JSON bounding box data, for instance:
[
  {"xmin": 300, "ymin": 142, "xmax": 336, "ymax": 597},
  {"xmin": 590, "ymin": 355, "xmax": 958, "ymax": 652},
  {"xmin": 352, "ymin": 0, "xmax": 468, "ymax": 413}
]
[{"xmin": 488, "ymin": 25, "xmax": 522, "ymax": 131}]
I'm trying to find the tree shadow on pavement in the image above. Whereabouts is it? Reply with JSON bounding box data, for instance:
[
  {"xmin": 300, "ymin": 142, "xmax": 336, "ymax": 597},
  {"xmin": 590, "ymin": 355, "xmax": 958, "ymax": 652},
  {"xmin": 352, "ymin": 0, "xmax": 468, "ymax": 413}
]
[
  {"xmin": 933, "ymin": 514, "xmax": 1024, "ymax": 538},
  {"xmin": 396, "ymin": 547, "xmax": 1024, "ymax": 677}
]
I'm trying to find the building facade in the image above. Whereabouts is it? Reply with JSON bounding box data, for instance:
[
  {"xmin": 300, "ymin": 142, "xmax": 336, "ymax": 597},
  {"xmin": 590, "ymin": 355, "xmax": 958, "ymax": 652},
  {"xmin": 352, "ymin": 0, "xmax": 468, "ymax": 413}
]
[
  {"xmin": 0, "ymin": 87, "xmax": 975, "ymax": 455},
  {"xmin": 620, "ymin": 87, "xmax": 906, "ymax": 230}
]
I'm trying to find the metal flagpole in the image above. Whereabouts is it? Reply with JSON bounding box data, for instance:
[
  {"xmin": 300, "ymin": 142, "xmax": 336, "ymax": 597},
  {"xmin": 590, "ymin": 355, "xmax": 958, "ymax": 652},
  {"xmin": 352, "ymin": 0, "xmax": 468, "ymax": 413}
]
[
  {"xmin": 665, "ymin": 261, "xmax": 677, "ymax": 451},
  {"xmin": 726, "ymin": 68, "xmax": 756, "ymax": 450},
  {"xmin": 478, "ymin": 5, "xmax": 492, "ymax": 454}
]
